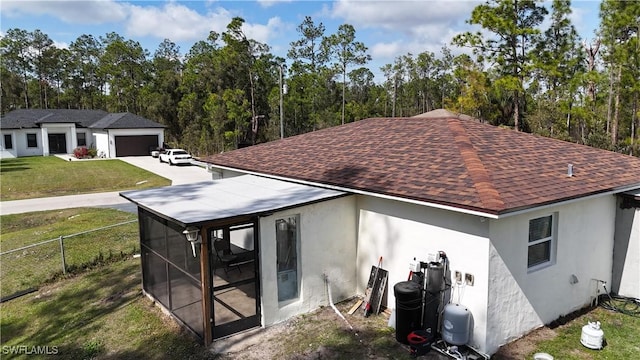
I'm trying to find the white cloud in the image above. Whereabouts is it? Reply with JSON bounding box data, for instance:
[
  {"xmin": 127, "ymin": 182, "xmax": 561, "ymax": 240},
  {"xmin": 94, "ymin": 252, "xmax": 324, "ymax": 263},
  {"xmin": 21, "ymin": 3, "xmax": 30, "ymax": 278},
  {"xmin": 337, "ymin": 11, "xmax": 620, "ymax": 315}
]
[
  {"xmin": 243, "ymin": 17, "xmax": 286, "ymax": 44},
  {"xmin": 330, "ymin": 0, "xmax": 479, "ymax": 36},
  {"xmin": 125, "ymin": 2, "xmax": 232, "ymax": 42},
  {"xmin": 569, "ymin": 6, "xmax": 599, "ymax": 41},
  {"xmin": 53, "ymin": 40, "xmax": 70, "ymax": 50},
  {"xmin": 370, "ymin": 32, "xmax": 460, "ymax": 62},
  {"xmin": 370, "ymin": 41, "xmax": 404, "ymax": 60},
  {"xmin": 0, "ymin": 0, "xmax": 128, "ymax": 25},
  {"xmin": 257, "ymin": 0, "xmax": 294, "ymax": 8},
  {"xmin": 327, "ymin": 0, "xmax": 479, "ymax": 66}
]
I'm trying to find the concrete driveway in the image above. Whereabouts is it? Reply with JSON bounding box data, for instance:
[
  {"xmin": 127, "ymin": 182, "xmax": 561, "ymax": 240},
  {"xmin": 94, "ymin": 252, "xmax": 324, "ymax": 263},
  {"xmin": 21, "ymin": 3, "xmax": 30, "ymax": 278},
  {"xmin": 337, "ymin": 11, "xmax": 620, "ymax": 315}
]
[
  {"xmin": 0, "ymin": 156, "xmax": 214, "ymax": 215},
  {"xmin": 119, "ymin": 156, "xmax": 212, "ymax": 185}
]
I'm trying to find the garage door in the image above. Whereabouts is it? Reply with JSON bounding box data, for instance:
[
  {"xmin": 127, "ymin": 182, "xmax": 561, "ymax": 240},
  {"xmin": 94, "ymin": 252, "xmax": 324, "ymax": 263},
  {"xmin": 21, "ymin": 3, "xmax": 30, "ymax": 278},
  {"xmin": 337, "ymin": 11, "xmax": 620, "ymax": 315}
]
[{"xmin": 114, "ymin": 135, "xmax": 158, "ymax": 157}]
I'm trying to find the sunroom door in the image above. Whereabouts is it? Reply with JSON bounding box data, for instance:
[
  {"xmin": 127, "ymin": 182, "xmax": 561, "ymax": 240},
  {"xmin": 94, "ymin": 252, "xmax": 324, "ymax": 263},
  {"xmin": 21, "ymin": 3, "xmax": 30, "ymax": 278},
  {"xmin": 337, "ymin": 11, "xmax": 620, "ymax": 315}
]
[{"xmin": 209, "ymin": 221, "xmax": 260, "ymax": 339}]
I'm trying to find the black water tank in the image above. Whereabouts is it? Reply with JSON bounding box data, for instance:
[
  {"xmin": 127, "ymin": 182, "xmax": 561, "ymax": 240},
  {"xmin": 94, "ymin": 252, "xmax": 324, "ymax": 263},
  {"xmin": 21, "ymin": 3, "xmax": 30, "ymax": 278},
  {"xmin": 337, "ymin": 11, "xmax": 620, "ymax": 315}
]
[
  {"xmin": 423, "ymin": 292, "xmax": 440, "ymax": 335},
  {"xmin": 394, "ymin": 281, "xmax": 422, "ymax": 344},
  {"xmin": 427, "ymin": 262, "xmax": 444, "ymax": 294}
]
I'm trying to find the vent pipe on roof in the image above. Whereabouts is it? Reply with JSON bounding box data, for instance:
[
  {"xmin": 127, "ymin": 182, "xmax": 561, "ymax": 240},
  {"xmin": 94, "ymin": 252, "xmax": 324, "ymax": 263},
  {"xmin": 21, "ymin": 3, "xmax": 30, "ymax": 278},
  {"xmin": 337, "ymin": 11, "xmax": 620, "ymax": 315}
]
[{"xmin": 567, "ymin": 164, "xmax": 574, "ymax": 177}]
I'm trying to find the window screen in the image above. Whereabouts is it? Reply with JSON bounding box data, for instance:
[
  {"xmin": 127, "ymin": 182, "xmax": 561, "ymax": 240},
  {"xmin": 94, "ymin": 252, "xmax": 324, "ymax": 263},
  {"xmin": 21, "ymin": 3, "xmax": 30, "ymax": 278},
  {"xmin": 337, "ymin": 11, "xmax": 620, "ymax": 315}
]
[
  {"xmin": 139, "ymin": 210, "xmax": 203, "ymax": 339},
  {"xmin": 528, "ymin": 214, "xmax": 555, "ymax": 269}
]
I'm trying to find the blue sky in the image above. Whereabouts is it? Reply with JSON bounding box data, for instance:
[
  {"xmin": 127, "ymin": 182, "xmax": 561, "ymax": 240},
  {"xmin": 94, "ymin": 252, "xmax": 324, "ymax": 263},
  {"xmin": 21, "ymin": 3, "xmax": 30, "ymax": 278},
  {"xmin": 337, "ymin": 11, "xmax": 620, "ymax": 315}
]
[{"xmin": 1, "ymin": 0, "xmax": 602, "ymax": 80}]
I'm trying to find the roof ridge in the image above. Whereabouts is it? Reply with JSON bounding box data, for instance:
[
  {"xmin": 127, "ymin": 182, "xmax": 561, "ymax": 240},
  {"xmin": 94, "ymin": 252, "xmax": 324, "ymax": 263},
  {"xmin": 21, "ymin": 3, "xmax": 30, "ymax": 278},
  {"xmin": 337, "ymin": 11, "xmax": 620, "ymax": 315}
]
[
  {"xmin": 447, "ymin": 119, "xmax": 505, "ymax": 212},
  {"xmin": 37, "ymin": 112, "xmax": 54, "ymax": 122}
]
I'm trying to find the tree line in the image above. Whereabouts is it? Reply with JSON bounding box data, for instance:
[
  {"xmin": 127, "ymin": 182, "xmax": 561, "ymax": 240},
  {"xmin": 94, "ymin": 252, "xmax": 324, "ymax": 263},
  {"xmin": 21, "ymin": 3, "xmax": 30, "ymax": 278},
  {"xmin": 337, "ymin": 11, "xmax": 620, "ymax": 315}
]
[{"xmin": 1, "ymin": 0, "xmax": 638, "ymax": 156}]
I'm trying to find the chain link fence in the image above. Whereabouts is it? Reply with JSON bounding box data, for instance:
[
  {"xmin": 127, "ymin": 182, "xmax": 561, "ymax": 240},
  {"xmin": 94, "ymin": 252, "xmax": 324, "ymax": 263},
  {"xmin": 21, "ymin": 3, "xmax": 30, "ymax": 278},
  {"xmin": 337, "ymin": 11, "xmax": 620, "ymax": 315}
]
[{"xmin": 0, "ymin": 220, "xmax": 139, "ymax": 302}]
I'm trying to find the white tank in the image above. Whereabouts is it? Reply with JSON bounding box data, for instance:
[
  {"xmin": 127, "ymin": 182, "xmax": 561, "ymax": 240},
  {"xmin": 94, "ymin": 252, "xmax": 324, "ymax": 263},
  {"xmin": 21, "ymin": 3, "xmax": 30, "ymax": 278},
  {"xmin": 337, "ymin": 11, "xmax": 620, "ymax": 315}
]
[
  {"xmin": 580, "ymin": 321, "xmax": 604, "ymax": 350},
  {"xmin": 441, "ymin": 303, "xmax": 471, "ymax": 345}
]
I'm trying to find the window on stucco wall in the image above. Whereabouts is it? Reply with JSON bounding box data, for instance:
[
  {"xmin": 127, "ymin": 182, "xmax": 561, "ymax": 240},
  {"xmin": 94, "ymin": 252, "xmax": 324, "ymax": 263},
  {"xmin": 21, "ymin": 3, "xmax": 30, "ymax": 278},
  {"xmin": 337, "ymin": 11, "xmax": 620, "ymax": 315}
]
[
  {"xmin": 27, "ymin": 133, "xmax": 37, "ymax": 148},
  {"xmin": 528, "ymin": 213, "xmax": 557, "ymax": 270},
  {"xmin": 77, "ymin": 132, "xmax": 86, "ymax": 146},
  {"xmin": 276, "ymin": 215, "xmax": 300, "ymax": 302},
  {"xmin": 3, "ymin": 134, "xmax": 12, "ymax": 149}
]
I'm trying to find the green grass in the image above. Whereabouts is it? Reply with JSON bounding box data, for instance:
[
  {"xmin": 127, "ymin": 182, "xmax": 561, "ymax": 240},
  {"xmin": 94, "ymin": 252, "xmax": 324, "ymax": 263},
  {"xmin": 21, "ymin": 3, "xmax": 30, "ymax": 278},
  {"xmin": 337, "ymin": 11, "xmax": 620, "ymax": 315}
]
[
  {"xmin": 0, "ymin": 208, "xmax": 139, "ymax": 297},
  {"xmin": 0, "ymin": 258, "xmax": 215, "ymax": 360},
  {"xmin": 3, "ymin": 249, "xmax": 637, "ymax": 360},
  {"xmin": 0, "ymin": 255, "xmax": 409, "ymax": 360},
  {"xmin": 0, "ymin": 156, "xmax": 170, "ymax": 201},
  {"xmin": 527, "ymin": 304, "xmax": 640, "ymax": 360}
]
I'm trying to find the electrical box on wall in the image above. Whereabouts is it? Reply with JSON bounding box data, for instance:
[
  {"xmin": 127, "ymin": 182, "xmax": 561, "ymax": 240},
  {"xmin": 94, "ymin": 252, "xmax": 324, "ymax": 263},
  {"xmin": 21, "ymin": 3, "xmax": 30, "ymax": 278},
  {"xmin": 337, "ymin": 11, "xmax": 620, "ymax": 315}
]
[
  {"xmin": 427, "ymin": 252, "xmax": 441, "ymax": 263},
  {"xmin": 409, "ymin": 258, "xmax": 421, "ymax": 272},
  {"xmin": 465, "ymin": 273, "xmax": 474, "ymax": 286}
]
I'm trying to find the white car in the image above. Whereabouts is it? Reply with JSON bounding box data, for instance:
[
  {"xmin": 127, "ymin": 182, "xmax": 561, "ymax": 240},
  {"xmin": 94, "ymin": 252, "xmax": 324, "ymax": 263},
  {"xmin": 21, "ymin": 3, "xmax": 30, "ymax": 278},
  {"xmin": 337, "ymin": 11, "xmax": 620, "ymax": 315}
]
[{"xmin": 159, "ymin": 149, "xmax": 192, "ymax": 165}]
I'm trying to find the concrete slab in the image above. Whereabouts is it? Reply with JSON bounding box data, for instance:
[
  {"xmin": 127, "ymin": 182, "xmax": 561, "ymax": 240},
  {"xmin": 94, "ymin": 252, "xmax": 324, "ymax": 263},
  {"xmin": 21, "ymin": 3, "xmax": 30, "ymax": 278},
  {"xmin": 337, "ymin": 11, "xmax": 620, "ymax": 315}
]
[{"xmin": 119, "ymin": 156, "xmax": 212, "ymax": 185}]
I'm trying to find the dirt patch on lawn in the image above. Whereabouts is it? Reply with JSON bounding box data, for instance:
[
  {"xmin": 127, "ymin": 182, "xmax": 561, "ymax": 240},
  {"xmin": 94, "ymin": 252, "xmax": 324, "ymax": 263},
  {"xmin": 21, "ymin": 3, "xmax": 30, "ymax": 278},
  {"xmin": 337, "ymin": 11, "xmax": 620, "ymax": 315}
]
[
  {"xmin": 492, "ymin": 327, "xmax": 557, "ymax": 359},
  {"xmin": 211, "ymin": 297, "xmax": 449, "ymax": 360}
]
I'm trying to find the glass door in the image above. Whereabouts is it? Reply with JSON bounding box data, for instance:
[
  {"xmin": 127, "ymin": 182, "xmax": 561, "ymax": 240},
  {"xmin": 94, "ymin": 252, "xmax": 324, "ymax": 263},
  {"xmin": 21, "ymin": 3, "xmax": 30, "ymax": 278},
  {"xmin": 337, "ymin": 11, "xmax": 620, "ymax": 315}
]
[{"xmin": 209, "ymin": 221, "xmax": 260, "ymax": 339}]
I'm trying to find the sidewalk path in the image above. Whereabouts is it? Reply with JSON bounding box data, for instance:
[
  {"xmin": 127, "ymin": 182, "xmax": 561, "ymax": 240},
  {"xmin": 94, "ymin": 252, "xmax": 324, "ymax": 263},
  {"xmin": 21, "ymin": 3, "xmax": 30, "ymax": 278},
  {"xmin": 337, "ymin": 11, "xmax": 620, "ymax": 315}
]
[
  {"xmin": 1, "ymin": 191, "xmax": 130, "ymax": 215},
  {"xmin": 1, "ymin": 156, "xmax": 213, "ymax": 215}
]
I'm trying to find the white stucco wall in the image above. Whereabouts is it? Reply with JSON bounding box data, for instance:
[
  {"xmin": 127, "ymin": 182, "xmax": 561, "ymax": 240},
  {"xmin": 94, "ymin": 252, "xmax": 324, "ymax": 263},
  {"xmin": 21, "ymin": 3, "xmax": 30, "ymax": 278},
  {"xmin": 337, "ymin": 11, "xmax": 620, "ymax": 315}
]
[
  {"xmin": 13, "ymin": 129, "xmax": 44, "ymax": 157},
  {"xmin": 259, "ymin": 195, "xmax": 357, "ymax": 326},
  {"xmin": 93, "ymin": 131, "xmax": 109, "ymax": 158},
  {"xmin": 356, "ymin": 195, "xmax": 491, "ymax": 352},
  {"xmin": 487, "ymin": 195, "xmax": 616, "ymax": 354},
  {"xmin": 0, "ymin": 131, "xmax": 18, "ymax": 158},
  {"xmin": 613, "ymin": 199, "xmax": 640, "ymax": 298}
]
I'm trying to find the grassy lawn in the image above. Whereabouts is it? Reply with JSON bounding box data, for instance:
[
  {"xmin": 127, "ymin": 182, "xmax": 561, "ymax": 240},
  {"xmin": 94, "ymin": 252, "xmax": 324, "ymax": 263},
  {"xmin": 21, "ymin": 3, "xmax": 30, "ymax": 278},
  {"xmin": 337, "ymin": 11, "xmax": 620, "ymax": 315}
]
[
  {"xmin": 0, "ymin": 258, "xmax": 215, "ymax": 360},
  {"xmin": 0, "ymin": 156, "xmax": 170, "ymax": 201},
  {"xmin": 1, "ymin": 208, "xmax": 139, "ymax": 297},
  {"xmin": 525, "ymin": 302, "xmax": 640, "ymax": 359},
  {"xmin": 1, "ymin": 249, "xmax": 638, "ymax": 360},
  {"xmin": 0, "ymin": 256, "xmax": 409, "ymax": 360}
]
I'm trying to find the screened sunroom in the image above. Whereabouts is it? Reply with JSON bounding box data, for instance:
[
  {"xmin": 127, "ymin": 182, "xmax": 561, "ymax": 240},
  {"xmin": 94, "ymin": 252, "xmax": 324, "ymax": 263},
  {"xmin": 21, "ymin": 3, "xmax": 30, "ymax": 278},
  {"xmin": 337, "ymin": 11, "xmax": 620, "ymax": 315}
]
[{"xmin": 121, "ymin": 175, "xmax": 357, "ymax": 343}]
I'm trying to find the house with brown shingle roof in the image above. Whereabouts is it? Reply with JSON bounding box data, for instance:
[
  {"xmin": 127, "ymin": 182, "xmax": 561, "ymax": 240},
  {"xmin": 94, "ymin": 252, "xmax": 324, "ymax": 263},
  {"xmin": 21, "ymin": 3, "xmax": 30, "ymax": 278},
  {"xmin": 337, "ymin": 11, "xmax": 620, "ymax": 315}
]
[{"xmin": 120, "ymin": 109, "xmax": 640, "ymax": 355}]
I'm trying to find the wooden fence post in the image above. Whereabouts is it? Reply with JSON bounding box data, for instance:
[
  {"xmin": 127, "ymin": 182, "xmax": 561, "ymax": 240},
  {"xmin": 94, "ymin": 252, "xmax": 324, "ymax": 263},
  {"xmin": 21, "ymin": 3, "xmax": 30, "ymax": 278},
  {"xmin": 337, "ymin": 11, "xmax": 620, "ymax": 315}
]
[{"xmin": 59, "ymin": 236, "xmax": 66, "ymax": 275}]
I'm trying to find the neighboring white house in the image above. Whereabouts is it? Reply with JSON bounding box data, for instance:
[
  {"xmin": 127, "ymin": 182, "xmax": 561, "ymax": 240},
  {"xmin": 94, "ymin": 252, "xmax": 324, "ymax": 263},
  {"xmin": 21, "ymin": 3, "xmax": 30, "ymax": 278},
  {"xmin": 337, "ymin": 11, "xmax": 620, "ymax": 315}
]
[
  {"xmin": 0, "ymin": 109, "xmax": 166, "ymax": 159},
  {"xmin": 120, "ymin": 109, "xmax": 640, "ymax": 355}
]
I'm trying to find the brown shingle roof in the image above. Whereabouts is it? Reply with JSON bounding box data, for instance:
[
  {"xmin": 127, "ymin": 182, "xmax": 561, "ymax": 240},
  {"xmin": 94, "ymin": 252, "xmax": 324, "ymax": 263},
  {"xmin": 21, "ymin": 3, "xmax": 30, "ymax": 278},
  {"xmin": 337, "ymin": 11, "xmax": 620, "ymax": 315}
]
[{"xmin": 203, "ymin": 114, "xmax": 640, "ymax": 215}]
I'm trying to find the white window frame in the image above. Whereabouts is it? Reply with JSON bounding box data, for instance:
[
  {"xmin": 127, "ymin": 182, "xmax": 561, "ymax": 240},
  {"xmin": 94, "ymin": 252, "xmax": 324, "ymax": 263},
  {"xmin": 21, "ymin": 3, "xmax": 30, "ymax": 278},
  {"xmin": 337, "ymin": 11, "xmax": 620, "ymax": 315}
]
[{"xmin": 527, "ymin": 213, "xmax": 558, "ymax": 272}]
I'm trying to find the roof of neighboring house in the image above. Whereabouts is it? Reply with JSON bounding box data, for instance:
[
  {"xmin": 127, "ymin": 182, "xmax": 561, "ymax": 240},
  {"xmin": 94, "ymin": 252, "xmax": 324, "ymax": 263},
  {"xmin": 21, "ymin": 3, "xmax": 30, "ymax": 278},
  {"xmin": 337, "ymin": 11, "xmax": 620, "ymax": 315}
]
[
  {"xmin": 0, "ymin": 109, "xmax": 164, "ymax": 129},
  {"xmin": 89, "ymin": 113, "xmax": 166, "ymax": 129},
  {"xmin": 202, "ymin": 109, "xmax": 640, "ymax": 216}
]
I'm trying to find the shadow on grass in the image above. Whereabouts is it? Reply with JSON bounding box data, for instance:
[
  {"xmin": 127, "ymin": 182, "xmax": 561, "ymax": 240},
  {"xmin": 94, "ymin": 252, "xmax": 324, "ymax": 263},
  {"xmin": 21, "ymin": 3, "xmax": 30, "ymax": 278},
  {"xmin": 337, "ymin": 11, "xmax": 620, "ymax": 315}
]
[
  {"xmin": 2, "ymin": 260, "xmax": 139, "ymax": 349},
  {"xmin": 0, "ymin": 166, "xmax": 31, "ymax": 173},
  {"xmin": 52, "ymin": 331, "xmax": 215, "ymax": 360},
  {"xmin": 0, "ymin": 159, "xmax": 31, "ymax": 173},
  {"xmin": 29, "ymin": 263, "xmax": 138, "ymax": 345},
  {"xmin": 1, "ymin": 258, "xmax": 216, "ymax": 360}
]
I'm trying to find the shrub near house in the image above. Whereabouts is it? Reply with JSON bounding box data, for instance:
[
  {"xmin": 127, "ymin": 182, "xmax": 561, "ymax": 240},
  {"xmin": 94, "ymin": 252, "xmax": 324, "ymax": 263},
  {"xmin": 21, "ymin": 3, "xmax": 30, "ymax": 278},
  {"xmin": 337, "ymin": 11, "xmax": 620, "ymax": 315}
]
[{"xmin": 73, "ymin": 147, "xmax": 98, "ymax": 159}]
